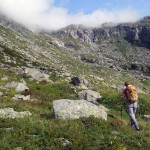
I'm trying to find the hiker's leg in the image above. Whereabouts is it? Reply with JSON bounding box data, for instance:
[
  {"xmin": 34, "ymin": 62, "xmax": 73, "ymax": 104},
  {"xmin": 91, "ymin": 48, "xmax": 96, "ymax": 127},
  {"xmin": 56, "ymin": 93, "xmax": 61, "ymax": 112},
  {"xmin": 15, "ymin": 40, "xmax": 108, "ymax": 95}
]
[
  {"xmin": 133, "ymin": 107, "xmax": 137, "ymax": 114},
  {"xmin": 128, "ymin": 107, "xmax": 139, "ymax": 130}
]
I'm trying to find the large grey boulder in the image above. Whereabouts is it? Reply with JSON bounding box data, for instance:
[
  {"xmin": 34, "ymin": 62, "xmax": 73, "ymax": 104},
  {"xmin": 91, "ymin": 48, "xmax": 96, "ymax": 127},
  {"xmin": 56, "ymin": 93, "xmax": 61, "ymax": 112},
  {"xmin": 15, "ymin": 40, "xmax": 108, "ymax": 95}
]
[
  {"xmin": 0, "ymin": 108, "xmax": 32, "ymax": 119},
  {"xmin": 4, "ymin": 82, "xmax": 29, "ymax": 92},
  {"xmin": 53, "ymin": 99, "xmax": 107, "ymax": 120},
  {"xmin": 78, "ymin": 90, "xmax": 102, "ymax": 105}
]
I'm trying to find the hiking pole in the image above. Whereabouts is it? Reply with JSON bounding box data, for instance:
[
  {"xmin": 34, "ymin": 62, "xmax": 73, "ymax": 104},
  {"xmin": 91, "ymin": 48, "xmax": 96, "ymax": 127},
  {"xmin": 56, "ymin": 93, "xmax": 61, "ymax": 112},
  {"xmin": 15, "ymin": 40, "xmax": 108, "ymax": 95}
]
[
  {"xmin": 120, "ymin": 89, "xmax": 125, "ymax": 124},
  {"xmin": 121, "ymin": 104, "xmax": 123, "ymax": 123}
]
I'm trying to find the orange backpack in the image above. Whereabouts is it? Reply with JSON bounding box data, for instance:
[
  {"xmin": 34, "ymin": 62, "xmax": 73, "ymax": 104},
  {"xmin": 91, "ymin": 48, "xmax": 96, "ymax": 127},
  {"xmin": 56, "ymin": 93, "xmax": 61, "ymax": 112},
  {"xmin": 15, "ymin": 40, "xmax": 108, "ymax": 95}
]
[{"xmin": 127, "ymin": 85, "xmax": 138, "ymax": 102}]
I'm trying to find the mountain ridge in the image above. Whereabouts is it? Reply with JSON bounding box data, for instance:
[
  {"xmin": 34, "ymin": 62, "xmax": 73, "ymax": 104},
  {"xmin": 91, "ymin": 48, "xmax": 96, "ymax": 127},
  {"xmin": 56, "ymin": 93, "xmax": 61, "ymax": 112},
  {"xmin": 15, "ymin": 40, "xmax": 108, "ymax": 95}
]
[{"xmin": 0, "ymin": 13, "xmax": 150, "ymax": 77}]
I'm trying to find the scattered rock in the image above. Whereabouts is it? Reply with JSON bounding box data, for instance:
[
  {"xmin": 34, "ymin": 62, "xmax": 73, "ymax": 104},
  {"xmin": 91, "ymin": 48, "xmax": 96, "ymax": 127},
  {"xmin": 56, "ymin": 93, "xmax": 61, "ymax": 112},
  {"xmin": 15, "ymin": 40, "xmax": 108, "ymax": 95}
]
[
  {"xmin": 53, "ymin": 99, "xmax": 107, "ymax": 120},
  {"xmin": 111, "ymin": 84, "xmax": 124, "ymax": 90},
  {"xmin": 0, "ymin": 108, "xmax": 32, "ymax": 119},
  {"xmin": 78, "ymin": 76, "xmax": 89, "ymax": 86},
  {"xmin": 78, "ymin": 84, "xmax": 88, "ymax": 90},
  {"xmin": 1, "ymin": 75, "xmax": 8, "ymax": 81},
  {"xmin": 137, "ymin": 142, "xmax": 142, "ymax": 147},
  {"xmin": 12, "ymin": 94, "xmax": 31, "ymax": 101},
  {"xmin": 78, "ymin": 90, "xmax": 102, "ymax": 105},
  {"xmin": 23, "ymin": 67, "xmax": 52, "ymax": 82},
  {"xmin": 90, "ymin": 75, "xmax": 104, "ymax": 81},
  {"xmin": 143, "ymin": 115, "xmax": 150, "ymax": 121},
  {"xmin": 0, "ymin": 92, "xmax": 3, "ymax": 96},
  {"xmin": 59, "ymin": 138, "xmax": 71, "ymax": 146},
  {"xmin": 5, "ymin": 127, "xmax": 14, "ymax": 132},
  {"xmin": 111, "ymin": 131, "xmax": 119, "ymax": 135},
  {"xmin": 71, "ymin": 76, "xmax": 80, "ymax": 86},
  {"xmin": 15, "ymin": 147, "xmax": 23, "ymax": 150},
  {"xmin": 26, "ymin": 134, "xmax": 39, "ymax": 139},
  {"xmin": 71, "ymin": 76, "xmax": 89, "ymax": 90},
  {"xmin": 4, "ymin": 82, "xmax": 29, "ymax": 92}
]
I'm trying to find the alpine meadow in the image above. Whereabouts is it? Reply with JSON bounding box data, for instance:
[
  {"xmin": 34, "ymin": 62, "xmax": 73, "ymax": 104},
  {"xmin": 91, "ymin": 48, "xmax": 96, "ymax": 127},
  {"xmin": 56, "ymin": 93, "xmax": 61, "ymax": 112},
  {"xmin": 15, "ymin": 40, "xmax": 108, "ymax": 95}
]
[{"xmin": 0, "ymin": 11, "xmax": 150, "ymax": 150}]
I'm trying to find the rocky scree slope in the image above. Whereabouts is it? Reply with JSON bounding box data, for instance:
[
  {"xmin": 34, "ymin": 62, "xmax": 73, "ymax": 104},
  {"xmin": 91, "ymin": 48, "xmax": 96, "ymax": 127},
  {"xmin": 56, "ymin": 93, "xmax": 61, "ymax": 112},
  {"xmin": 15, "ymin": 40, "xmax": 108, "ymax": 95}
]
[
  {"xmin": 0, "ymin": 13, "xmax": 150, "ymax": 81},
  {"xmin": 0, "ymin": 13, "xmax": 80, "ymax": 76}
]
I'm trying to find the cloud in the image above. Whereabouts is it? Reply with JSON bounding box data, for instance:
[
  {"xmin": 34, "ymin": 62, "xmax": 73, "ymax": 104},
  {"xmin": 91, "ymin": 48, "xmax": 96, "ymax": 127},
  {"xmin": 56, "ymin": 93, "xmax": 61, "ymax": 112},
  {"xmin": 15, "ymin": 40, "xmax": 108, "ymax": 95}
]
[{"xmin": 0, "ymin": 0, "xmax": 140, "ymax": 31}]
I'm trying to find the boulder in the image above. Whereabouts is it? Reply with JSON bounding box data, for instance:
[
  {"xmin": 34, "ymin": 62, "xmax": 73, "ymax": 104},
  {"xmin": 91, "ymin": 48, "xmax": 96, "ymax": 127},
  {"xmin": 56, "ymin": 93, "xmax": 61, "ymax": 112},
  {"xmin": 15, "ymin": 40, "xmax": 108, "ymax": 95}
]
[
  {"xmin": 0, "ymin": 108, "xmax": 32, "ymax": 119},
  {"xmin": 12, "ymin": 94, "xmax": 31, "ymax": 101},
  {"xmin": 78, "ymin": 84, "xmax": 88, "ymax": 90},
  {"xmin": 53, "ymin": 99, "xmax": 107, "ymax": 120},
  {"xmin": 71, "ymin": 76, "xmax": 80, "ymax": 86},
  {"xmin": 78, "ymin": 90, "xmax": 102, "ymax": 105},
  {"xmin": 143, "ymin": 115, "xmax": 150, "ymax": 121},
  {"xmin": 23, "ymin": 68, "xmax": 51, "ymax": 82},
  {"xmin": 78, "ymin": 76, "xmax": 89, "ymax": 86},
  {"xmin": 4, "ymin": 82, "xmax": 29, "ymax": 92},
  {"xmin": 1, "ymin": 76, "xmax": 8, "ymax": 81},
  {"xmin": 59, "ymin": 138, "xmax": 71, "ymax": 146},
  {"xmin": 71, "ymin": 76, "xmax": 89, "ymax": 90}
]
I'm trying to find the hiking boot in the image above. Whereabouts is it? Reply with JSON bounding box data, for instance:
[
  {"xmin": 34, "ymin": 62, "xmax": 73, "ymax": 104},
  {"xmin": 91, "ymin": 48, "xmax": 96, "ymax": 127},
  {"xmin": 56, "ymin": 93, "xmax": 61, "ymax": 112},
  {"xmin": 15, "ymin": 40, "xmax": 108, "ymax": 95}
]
[{"xmin": 136, "ymin": 128, "xmax": 140, "ymax": 131}]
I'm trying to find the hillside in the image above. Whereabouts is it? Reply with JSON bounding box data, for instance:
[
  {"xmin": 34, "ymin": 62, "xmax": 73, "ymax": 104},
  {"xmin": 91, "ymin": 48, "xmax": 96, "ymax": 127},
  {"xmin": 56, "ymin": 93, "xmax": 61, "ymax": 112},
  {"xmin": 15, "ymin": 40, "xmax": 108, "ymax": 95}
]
[{"xmin": 0, "ymin": 13, "xmax": 150, "ymax": 149}]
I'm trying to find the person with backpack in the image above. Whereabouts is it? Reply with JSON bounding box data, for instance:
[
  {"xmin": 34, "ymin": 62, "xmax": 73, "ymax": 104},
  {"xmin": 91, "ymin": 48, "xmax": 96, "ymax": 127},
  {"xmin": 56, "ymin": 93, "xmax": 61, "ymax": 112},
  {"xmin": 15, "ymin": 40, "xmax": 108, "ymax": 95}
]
[{"xmin": 122, "ymin": 81, "xmax": 140, "ymax": 130}]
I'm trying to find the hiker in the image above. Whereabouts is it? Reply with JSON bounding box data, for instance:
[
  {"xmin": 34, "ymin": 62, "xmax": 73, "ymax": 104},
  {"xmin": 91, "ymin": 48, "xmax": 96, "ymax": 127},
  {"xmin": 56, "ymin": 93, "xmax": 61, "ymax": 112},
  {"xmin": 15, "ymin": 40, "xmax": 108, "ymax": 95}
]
[{"xmin": 122, "ymin": 81, "xmax": 140, "ymax": 130}]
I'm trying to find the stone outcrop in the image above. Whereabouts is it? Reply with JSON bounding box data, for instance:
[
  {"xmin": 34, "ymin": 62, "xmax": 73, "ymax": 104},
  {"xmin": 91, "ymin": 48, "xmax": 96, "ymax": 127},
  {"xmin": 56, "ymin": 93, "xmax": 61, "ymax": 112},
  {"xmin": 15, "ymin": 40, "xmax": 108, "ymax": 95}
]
[{"xmin": 53, "ymin": 99, "xmax": 107, "ymax": 120}]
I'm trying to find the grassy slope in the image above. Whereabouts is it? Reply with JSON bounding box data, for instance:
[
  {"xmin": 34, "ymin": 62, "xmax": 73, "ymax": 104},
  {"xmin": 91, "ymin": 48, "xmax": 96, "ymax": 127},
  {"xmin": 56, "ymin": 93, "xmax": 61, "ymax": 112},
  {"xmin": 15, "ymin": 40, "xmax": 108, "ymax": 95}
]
[
  {"xmin": 0, "ymin": 24, "xmax": 150, "ymax": 149},
  {"xmin": 0, "ymin": 69, "xmax": 150, "ymax": 150}
]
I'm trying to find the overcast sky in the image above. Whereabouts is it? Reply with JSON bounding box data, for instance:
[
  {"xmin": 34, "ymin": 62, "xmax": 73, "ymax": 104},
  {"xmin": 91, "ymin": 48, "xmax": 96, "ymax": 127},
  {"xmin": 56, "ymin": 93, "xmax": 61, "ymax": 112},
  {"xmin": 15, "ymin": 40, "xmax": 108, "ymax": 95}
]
[{"xmin": 0, "ymin": 0, "xmax": 149, "ymax": 31}]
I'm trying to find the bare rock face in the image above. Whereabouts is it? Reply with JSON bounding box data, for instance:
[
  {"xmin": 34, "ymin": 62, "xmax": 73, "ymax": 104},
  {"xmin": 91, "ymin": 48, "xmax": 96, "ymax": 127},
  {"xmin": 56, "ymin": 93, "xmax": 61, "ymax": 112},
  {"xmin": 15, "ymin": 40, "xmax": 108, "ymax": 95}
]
[
  {"xmin": 52, "ymin": 17, "xmax": 150, "ymax": 49},
  {"xmin": 51, "ymin": 17, "xmax": 150, "ymax": 75},
  {"xmin": 53, "ymin": 99, "xmax": 107, "ymax": 120},
  {"xmin": 52, "ymin": 25, "xmax": 94, "ymax": 43}
]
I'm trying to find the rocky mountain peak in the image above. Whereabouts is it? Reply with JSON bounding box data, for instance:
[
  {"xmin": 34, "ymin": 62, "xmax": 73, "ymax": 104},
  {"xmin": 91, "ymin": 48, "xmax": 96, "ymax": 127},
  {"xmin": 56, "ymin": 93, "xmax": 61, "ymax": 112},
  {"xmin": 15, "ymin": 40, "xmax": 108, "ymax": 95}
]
[{"xmin": 52, "ymin": 17, "xmax": 150, "ymax": 49}]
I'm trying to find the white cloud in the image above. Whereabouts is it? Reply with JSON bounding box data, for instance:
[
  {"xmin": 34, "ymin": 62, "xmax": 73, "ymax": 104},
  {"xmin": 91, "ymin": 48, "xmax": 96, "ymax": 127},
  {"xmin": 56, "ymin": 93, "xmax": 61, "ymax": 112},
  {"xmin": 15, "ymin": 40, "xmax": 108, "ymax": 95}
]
[{"xmin": 0, "ymin": 0, "xmax": 140, "ymax": 31}]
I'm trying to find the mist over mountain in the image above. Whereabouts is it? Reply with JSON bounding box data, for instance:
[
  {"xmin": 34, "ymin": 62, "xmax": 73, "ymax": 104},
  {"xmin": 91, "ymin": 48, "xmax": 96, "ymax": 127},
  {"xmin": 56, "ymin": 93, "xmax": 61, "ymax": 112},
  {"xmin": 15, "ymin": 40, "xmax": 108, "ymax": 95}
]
[
  {"xmin": 0, "ymin": 0, "xmax": 140, "ymax": 31},
  {"xmin": 0, "ymin": 12, "xmax": 150, "ymax": 76}
]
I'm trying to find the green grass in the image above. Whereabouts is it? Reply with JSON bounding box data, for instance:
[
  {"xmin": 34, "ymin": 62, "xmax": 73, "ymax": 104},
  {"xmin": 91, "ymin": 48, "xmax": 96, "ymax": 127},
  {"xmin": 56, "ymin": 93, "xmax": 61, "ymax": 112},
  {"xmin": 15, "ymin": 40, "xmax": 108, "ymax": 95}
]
[
  {"xmin": 0, "ymin": 45, "xmax": 27, "ymax": 67},
  {"xmin": 0, "ymin": 66, "xmax": 150, "ymax": 150},
  {"xmin": 27, "ymin": 81, "xmax": 76, "ymax": 102}
]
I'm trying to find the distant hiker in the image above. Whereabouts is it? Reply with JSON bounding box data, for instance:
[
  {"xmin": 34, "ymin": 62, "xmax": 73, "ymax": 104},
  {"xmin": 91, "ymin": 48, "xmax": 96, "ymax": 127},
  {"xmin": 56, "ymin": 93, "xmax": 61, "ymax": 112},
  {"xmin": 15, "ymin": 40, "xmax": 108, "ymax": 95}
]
[{"xmin": 122, "ymin": 81, "xmax": 140, "ymax": 130}]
